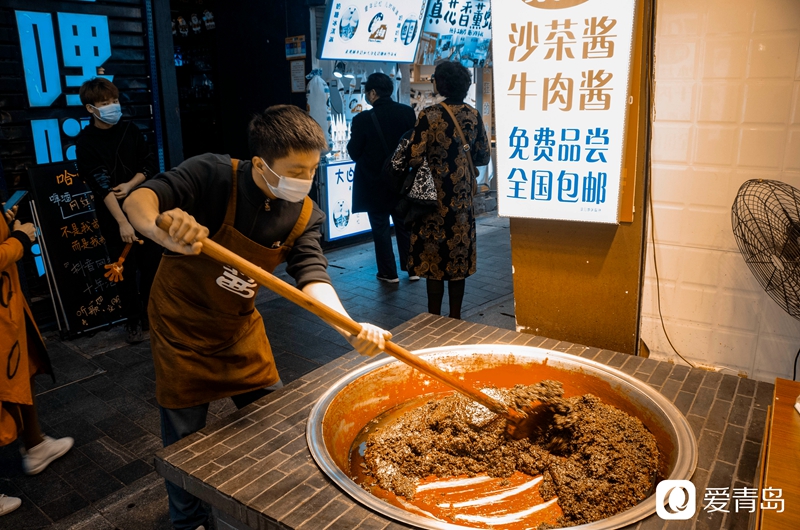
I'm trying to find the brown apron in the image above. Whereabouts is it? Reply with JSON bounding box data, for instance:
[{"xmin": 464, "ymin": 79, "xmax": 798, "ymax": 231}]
[{"xmin": 149, "ymin": 159, "xmax": 313, "ymax": 408}]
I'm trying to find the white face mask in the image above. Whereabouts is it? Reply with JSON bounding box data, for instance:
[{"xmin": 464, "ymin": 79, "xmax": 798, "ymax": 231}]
[
  {"xmin": 258, "ymin": 158, "xmax": 313, "ymax": 203},
  {"xmin": 91, "ymin": 102, "xmax": 122, "ymax": 125}
]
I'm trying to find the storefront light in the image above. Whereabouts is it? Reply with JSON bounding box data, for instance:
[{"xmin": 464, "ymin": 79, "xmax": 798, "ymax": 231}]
[{"xmin": 333, "ymin": 61, "xmax": 346, "ymax": 78}]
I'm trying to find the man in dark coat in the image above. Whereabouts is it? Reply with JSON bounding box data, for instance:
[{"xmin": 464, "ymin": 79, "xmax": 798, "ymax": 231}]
[{"xmin": 347, "ymin": 73, "xmax": 417, "ymax": 283}]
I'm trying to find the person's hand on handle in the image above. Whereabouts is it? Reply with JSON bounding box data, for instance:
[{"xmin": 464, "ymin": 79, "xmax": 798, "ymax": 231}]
[
  {"xmin": 347, "ymin": 323, "xmax": 392, "ymax": 357},
  {"xmin": 13, "ymin": 220, "xmax": 36, "ymax": 242},
  {"xmin": 119, "ymin": 221, "xmax": 137, "ymax": 243},
  {"xmin": 154, "ymin": 209, "xmax": 209, "ymax": 255}
]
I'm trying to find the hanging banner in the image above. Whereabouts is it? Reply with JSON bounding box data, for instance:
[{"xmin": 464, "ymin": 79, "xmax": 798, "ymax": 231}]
[
  {"xmin": 493, "ymin": 0, "xmax": 637, "ymax": 224},
  {"xmin": 318, "ymin": 0, "xmax": 427, "ymax": 63},
  {"xmin": 420, "ymin": 0, "xmax": 492, "ymax": 67}
]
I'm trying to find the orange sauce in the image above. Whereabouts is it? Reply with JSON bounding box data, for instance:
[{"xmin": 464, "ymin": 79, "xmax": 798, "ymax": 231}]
[{"xmin": 349, "ymin": 393, "xmax": 563, "ymax": 529}]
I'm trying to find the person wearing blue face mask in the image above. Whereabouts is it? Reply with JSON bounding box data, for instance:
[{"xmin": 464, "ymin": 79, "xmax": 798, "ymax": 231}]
[
  {"xmin": 76, "ymin": 78, "xmax": 160, "ymax": 344},
  {"xmin": 123, "ymin": 105, "xmax": 390, "ymax": 530}
]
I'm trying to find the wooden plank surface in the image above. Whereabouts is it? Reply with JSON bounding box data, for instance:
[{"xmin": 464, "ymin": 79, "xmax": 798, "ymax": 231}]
[{"xmin": 761, "ymin": 378, "xmax": 800, "ymax": 529}]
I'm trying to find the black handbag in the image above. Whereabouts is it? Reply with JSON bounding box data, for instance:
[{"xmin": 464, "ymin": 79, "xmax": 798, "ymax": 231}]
[{"xmin": 396, "ymin": 159, "xmax": 438, "ymax": 225}]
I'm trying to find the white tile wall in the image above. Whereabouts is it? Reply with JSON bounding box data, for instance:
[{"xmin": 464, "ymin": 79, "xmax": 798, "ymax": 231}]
[{"xmin": 643, "ymin": 0, "xmax": 800, "ymax": 381}]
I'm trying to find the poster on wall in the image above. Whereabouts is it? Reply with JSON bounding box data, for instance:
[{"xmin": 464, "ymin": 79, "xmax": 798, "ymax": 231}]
[
  {"xmin": 323, "ymin": 161, "xmax": 373, "ymax": 241},
  {"xmin": 493, "ymin": 0, "xmax": 637, "ymax": 224},
  {"xmin": 285, "ymin": 35, "xmax": 306, "ymax": 59},
  {"xmin": 420, "ymin": 0, "xmax": 492, "ymax": 67},
  {"xmin": 319, "ymin": 0, "xmax": 428, "ymax": 63}
]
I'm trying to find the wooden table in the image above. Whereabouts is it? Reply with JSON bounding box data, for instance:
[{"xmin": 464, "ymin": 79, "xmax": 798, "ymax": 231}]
[{"xmin": 757, "ymin": 378, "xmax": 800, "ymax": 529}]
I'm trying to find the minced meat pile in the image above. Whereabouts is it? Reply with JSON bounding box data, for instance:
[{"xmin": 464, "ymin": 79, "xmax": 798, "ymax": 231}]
[{"xmin": 361, "ymin": 381, "xmax": 659, "ymax": 527}]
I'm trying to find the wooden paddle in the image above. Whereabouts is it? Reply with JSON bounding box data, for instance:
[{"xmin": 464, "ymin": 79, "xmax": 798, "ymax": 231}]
[{"xmin": 155, "ymin": 214, "xmax": 534, "ymax": 435}]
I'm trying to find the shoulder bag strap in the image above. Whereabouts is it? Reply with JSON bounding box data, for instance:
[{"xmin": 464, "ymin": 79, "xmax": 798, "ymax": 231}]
[
  {"xmin": 222, "ymin": 158, "xmax": 240, "ymax": 226},
  {"xmin": 440, "ymin": 102, "xmax": 478, "ymax": 179},
  {"xmin": 282, "ymin": 197, "xmax": 314, "ymax": 248},
  {"xmin": 370, "ymin": 110, "xmax": 391, "ymax": 157}
]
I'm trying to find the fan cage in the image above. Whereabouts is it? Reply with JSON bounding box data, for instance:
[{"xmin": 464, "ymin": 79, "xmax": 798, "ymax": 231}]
[{"xmin": 731, "ymin": 179, "xmax": 800, "ymax": 320}]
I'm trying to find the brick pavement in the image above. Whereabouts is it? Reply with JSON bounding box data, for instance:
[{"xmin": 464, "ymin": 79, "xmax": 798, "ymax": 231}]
[{"xmin": 0, "ymin": 214, "xmax": 513, "ymax": 530}]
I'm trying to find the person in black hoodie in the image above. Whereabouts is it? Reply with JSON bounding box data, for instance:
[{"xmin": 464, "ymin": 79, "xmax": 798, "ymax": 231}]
[
  {"xmin": 347, "ymin": 73, "xmax": 417, "ymax": 283},
  {"xmin": 76, "ymin": 78, "xmax": 158, "ymax": 343}
]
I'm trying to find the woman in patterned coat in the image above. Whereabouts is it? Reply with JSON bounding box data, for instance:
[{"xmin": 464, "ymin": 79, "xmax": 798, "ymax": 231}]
[{"xmin": 407, "ymin": 61, "xmax": 490, "ymax": 319}]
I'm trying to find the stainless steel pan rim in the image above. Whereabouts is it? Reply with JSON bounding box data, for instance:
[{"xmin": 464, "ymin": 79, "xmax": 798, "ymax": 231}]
[{"xmin": 307, "ymin": 344, "xmax": 698, "ymax": 530}]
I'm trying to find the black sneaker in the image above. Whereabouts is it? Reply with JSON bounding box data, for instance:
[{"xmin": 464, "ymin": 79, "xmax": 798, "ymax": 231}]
[{"xmin": 376, "ymin": 274, "xmax": 400, "ymax": 284}]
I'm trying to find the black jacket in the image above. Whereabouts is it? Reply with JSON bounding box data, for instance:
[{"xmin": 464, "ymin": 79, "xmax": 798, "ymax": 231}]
[
  {"xmin": 76, "ymin": 121, "xmax": 156, "ymax": 246},
  {"xmin": 347, "ymin": 97, "xmax": 416, "ymax": 213}
]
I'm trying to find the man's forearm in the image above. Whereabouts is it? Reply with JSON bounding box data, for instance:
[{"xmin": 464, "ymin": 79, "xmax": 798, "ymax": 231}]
[
  {"xmin": 128, "ymin": 172, "xmax": 146, "ymax": 187},
  {"xmin": 123, "ymin": 188, "xmax": 160, "ymax": 240},
  {"xmin": 302, "ymin": 281, "xmax": 349, "ymax": 318},
  {"xmin": 103, "ymin": 193, "xmax": 131, "ymax": 227}
]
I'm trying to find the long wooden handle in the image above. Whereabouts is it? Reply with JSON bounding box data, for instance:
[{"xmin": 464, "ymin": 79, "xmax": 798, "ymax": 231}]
[{"xmin": 155, "ymin": 213, "xmax": 516, "ymax": 418}]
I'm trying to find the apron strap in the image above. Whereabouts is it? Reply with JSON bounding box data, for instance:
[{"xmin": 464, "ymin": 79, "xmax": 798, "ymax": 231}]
[
  {"xmin": 222, "ymin": 158, "xmax": 240, "ymax": 227},
  {"xmin": 283, "ymin": 197, "xmax": 313, "ymax": 248}
]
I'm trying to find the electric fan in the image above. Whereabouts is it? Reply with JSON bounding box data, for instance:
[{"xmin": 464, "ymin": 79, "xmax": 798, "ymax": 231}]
[{"xmin": 731, "ymin": 179, "xmax": 800, "ymax": 378}]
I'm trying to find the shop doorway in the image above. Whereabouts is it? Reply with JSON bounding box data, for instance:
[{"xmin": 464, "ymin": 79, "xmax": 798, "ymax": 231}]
[{"xmin": 170, "ymin": 0, "xmax": 223, "ymax": 158}]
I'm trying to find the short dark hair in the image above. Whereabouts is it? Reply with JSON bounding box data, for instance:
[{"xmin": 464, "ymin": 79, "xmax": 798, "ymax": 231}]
[
  {"xmin": 364, "ymin": 73, "xmax": 394, "ymax": 99},
  {"xmin": 248, "ymin": 105, "xmax": 327, "ymax": 164},
  {"xmin": 79, "ymin": 78, "xmax": 119, "ymax": 106},
  {"xmin": 433, "ymin": 61, "xmax": 471, "ymax": 101}
]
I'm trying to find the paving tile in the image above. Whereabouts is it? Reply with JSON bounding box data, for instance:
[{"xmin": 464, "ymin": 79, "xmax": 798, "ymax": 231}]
[
  {"xmin": 324, "ymin": 504, "xmax": 378, "ymax": 530},
  {"xmin": 708, "ymin": 460, "xmax": 736, "ymax": 490},
  {"xmin": 111, "ymin": 459, "xmax": 154, "ymax": 485},
  {"xmin": 620, "ymin": 355, "xmax": 644, "ymax": 374},
  {"xmin": 674, "ymin": 391, "xmax": 695, "ymax": 415},
  {"xmin": 248, "ymin": 464, "xmax": 317, "ymax": 512},
  {"xmin": 14, "ymin": 471, "xmax": 75, "ymax": 505},
  {"xmin": 47, "ymin": 447, "xmax": 93, "ymax": 476},
  {"xmin": 38, "ymin": 490, "xmax": 89, "ymax": 522},
  {"xmin": 80, "ymin": 436, "xmax": 137, "ymax": 472},
  {"xmin": 717, "ymin": 425, "xmax": 745, "ymax": 464},
  {"xmin": 594, "ymin": 350, "xmax": 614, "ymax": 364},
  {"xmin": 697, "ymin": 430, "xmax": 722, "ymax": 471},
  {"xmin": 687, "ymin": 414, "xmax": 706, "ymax": 439},
  {"xmin": 682, "ymin": 369, "xmax": 706, "ymax": 393},
  {"xmin": 727, "ymin": 395, "xmax": 753, "ymax": 427},
  {"xmin": 48, "ymin": 417, "xmax": 105, "ymax": 448},
  {"xmin": 668, "ymin": 364, "xmax": 690, "ymax": 382},
  {"xmin": 736, "ymin": 440, "xmax": 761, "ymax": 485},
  {"xmin": 606, "ymin": 352, "xmax": 629, "ymax": 368},
  {"xmin": 753, "ymin": 381, "xmax": 774, "ymax": 411},
  {"xmin": 736, "ymin": 378, "xmax": 756, "ymax": 397},
  {"xmin": 296, "ymin": 498, "xmax": 351, "ymax": 529},
  {"xmin": 704, "ymin": 399, "xmax": 733, "ymax": 434},
  {"xmin": 690, "ymin": 386, "xmax": 716, "ymax": 416},
  {"xmin": 648, "ymin": 362, "xmax": 672, "ymax": 387},
  {"xmin": 717, "ymin": 375, "xmax": 739, "ymax": 401},
  {"xmin": 700, "ymin": 370, "xmax": 723, "ymax": 390},
  {"xmin": 0, "ymin": 490, "xmax": 53, "ymax": 528},
  {"xmin": 62, "ymin": 461, "xmax": 124, "ymax": 502},
  {"xmin": 267, "ymin": 483, "xmax": 317, "ymax": 520},
  {"xmin": 579, "ymin": 346, "xmax": 601, "ymax": 359},
  {"xmin": 660, "ymin": 378, "xmax": 682, "ymax": 401},
  {"xmin": 224, "ymin": 456, "xmax": 289, "ymax": 500},
  {"xmin": 745, "ymin": 408, "xmax": 767, "ymax": 443},
  {"xmin": 93, "ymin": 413, "xmax": 148, "ymax": 446}
]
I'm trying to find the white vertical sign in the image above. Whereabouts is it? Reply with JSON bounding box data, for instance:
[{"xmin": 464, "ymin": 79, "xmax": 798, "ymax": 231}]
[
  {"xmin": 324, "ymin": 161, "xmax": 373, "ymax": 240},
  {"xmin": 493, "ymin": 0, "xmax": 637, "ymax": 224}
]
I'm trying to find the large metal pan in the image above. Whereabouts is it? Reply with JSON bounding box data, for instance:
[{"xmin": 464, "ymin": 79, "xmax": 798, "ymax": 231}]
[{"xmin": 307, "ymin": 344, "xmax": 697, "ymax": 530}]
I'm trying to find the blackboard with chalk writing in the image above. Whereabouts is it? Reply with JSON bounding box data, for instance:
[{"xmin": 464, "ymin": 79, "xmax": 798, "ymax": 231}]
[{"xmin": 28, "ymin": 161, "xmax": 122, "ymax": 335}]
